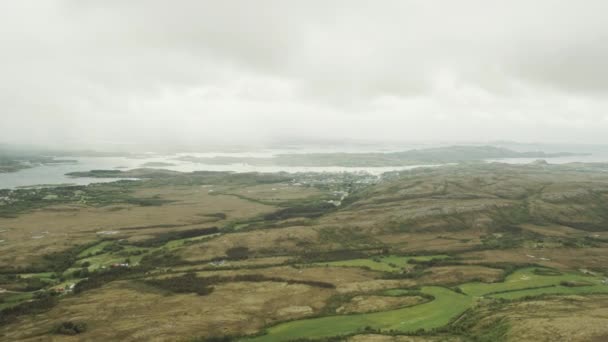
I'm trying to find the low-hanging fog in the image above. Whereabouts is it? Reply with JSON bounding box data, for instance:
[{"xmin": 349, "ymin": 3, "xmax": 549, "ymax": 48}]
[{"xmin": 1, "ymin": 0, "xmax": 608, "ymax": 150}]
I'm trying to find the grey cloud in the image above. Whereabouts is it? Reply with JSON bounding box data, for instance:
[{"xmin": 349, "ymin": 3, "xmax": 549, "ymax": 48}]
[{"xmin": 1, "ymin": 0, "xmax": 608, "ymax": 147}]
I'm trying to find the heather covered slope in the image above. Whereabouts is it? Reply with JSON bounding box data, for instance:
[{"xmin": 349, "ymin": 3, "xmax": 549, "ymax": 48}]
[{"xmin": 1, "ymin": 163, "xmax": 608, "ymax": 341}]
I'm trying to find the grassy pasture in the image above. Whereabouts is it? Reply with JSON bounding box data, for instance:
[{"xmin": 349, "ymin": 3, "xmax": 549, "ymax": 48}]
[
  {"xmin": 459, "ymin": 268, "xmax": 607, "ymax": 297},
  {"xmin": 19, "ymin": 272, "xmax": 55, "ymax": 279},
  {"xmin": 0, "ymin": 292, "xmax": 33, "ymax": 310},
  {"xmin": 77, "ymin": 241, "xmax": 114, "ymax": 258},
  {"xmin": 247, "ymin": 267, "xmax": 608, "ymax": 341},
  {"xmin": 68, "ymin": 254, "xmax": 143, "ymax": 274},
  {"xmin": 491, "ymin": 284, "xmax": 608, "ymax": 299},
  {"xmin": 248, "ymin": 287, "xmax": 472, "ymax": 341},
  {"xmin": 69, "ymin": 233, "xmax": 219, "ymax": 272}
]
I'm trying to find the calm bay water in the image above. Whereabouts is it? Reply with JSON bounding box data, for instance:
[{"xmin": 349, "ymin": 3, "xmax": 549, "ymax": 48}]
[
  {"xmin": 0, "ymin": 154, "xmax": 437, "ymax": 189},
  {"xmin": 2, "ymin": 149, "xmax": 608, "ymax": 190}
]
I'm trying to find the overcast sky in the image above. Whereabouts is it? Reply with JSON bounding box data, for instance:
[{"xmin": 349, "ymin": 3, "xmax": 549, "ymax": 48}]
[{"xmin": 1, "ymin": 1, "xmax": 608, "ymax": 149}]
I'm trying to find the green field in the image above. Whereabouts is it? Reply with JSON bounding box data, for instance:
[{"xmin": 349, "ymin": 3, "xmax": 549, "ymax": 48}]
[
  {"xmin": 70, "ymin": 253, "xmax": 144, "ymax": 273},
  {"xmin": 246, "ymin": 268, "xmax": 608, "ymax": 341},
  {"xmin": 0, "ymin": 292, "xmax": 34, "ymax": 310},
  {"xmin": 20, "ymin": 272, "xmax": 55, "ymax": 280},
  {"xmin": 247, "ymin": 287, "xmax": 471, "ymax": 342},
  {"xmin": 77, "ymin": 241, "xmax": 114, "ymax": 258},
  {"xmin": 312, "ymin": 255, "xmax": 449, "ymax": 273},
  {"xmin": 71, "ymin": 234, "xmax": 218, "ymax": 272},
  {"xmin": 491, "ymin": 284, "xmax": 608, "ymax": 299},
  {"xmin": 460, "ymin": 268, "xmax": 608, "ymax": 298}
]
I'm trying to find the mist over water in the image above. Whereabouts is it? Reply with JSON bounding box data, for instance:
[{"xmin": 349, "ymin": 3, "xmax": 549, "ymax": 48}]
[
  {"xmin": 0, "ymin": 150, "xmax": 437, "ymax": 189},
  {"xmin": 3, "ymin": 143, "xmax": 608, "ymax": 189}
]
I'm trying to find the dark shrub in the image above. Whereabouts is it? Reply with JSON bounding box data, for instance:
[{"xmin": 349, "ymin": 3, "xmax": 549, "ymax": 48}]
[
  {"xmin": 145, "ymin": 273, "xmax": 214, "ymax": 295},
  {"xmin": 54, "ymin": 321, "xmax": 88, "ymax": 335},
  {"xmin": 134, "ymin": 227, "xmax": 219, "ymax": 247},
  {"xmin": 23, "ymin": 277, "xmax": 46, "ymax": 291},
  {"xmin": 225, "ymin": 246, "xmax": 249, "ymax": 260}
]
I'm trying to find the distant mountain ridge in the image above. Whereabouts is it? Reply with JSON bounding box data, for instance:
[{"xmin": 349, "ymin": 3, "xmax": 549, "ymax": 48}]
[{"xmin": 175, "ymin": 145, "xmax": 587, "ymax": 167}]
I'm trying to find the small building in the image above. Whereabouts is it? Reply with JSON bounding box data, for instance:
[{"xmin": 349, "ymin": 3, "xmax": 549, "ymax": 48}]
[{"xmin": 209, "ymin": 260, "xmax": 226, "ymax": 267}]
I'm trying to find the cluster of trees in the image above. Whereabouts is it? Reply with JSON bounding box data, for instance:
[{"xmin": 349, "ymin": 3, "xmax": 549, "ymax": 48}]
[
  {"xmin": 71, "ymin": 268, "xmax": 90, "ymax": 278},
  {"xmin": 145, "ymin": 272, "xmax": 336, "ymax": 296},
  {"xmin": 0, "ymin": 185, "xmax": 81, "ymax": 218},
  {"xmin": 145, "ymin": 273, "xmax": 213, "ymax": 295},
  {"xmin": 140, "ymin": 250, "xmax": 185, "ymax": 267},
  {"xmin": 101, "ymin": 243, "xmax": 124, "ymax": 253},
  {"xmin": 0, "ymin": 292, "xmax": 58, "ymax": 326},
  {"xmin": 0, "ymin": 274, "xmax": 50, "ymax": 291},
  {"xmin": 282, "ymin": 336, "xmax": 345, "ymax": 342},
  {"xmin": 215, "ymin": 274, "xmax": 335, "ymax": 289},
  {"xmin": 533, "ymin": 268, "xmax": 562, "ymax": 276},
  {"xmin": 381, "ymin": 269, "xmax": 426, "ymax": 280},
  {"xmin": 560, "ymin": 280, "xmax": 592, "ymax": 287},
  {"xmin": 407, "ymin": 258, "xmax": 459, "ymax": 268},
  {"xmin": 73, "ymin": 266, "xmax": 137, "ymax": 294},
  {"xmin": 0, "ymin": 182, "xmax": 143, "ymax": 218},
  {"xmin": 217, "ymin": 172, "xmax": 291, "ymax": 185},
  {"xmin": 22, "ymin": 277, "xmax": 47, "ymax": 291},
  {"xmin": 124, "ymin": 196, "xmax": 174, "ymax": 207},
  {"xmin": 225, "ymin": 246, "xmax": 249, "ymax": 260},
  {"xmin": 263, "ymin": 201, "xmax": 336, "ymax": 221},
  {"xmin": 54, "ymin": 321, "xmax": 88, "ymax": 335},
  {"xmin": 481, "ymin": 233, "xmax": 526, "ymax": 249},
  {"xmin": 0, "ymin": 243, "xmax": 110, "ymax": 290},
  {"xmin": 435, "ymin": 306, "xmax": 510, "ymax": 340},
  {"xmin": 204, "ymin": 212, "xmax": 227, "ymax": 220},
  {"xmin": 134, "ymin": 227, "xmax": 219, "ymax": 247},
  {"xmin": 299, "ymin": 249, "xmax": 369, "ymax": 263},
  {"xmin": 0, "ymin": 273, "xmax": 17, "ymax": 282},
  {"xmin": 6, "ymin": 241, "xmax": 103, "ymax": 274},
  {"xmin": 193, "ymin": 337, "xmax": 235, "ymax": 342}
]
